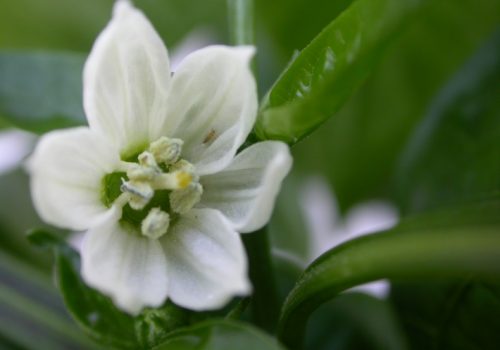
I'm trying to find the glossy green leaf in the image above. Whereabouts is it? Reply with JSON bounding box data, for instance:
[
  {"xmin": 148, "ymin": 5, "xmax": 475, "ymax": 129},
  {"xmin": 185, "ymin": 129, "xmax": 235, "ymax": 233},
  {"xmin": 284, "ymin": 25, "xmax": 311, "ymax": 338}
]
[
  {"xmin": 254, "ymin": 0, "xmax": 423, "ymax": 144},
  {"xmin": 277, "ymin": 201, "xmax": 500, "ymax": 349},
  {"xmin": 396, "ymin": 30, "xmax": 500, "ymax": 213},
  {"xmin": 28, "ymin": 230, "xmax": 189, "ymax": 349},
  {"xmin": 0, "ymin": 51, "xmax": 86, "ymax": 133},
  {"xmin": 153, "ymin": 319, "xmax": 284, "ymax": 350},
  {"xmin": 287, "ymin": 0, "xmax": 500, "ymax": 212}
]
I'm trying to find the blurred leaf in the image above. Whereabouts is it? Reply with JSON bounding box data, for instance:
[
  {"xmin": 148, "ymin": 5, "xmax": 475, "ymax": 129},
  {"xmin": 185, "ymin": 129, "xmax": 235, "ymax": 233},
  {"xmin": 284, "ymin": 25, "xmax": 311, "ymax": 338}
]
[
  {"xmin": 277, "ymin": 201, "xmax": 500, "ymax": 348},
  {"xmin": 254, "ymin": 0, "xmax": 424, "ymax": 144},
  {"xmin": 289, "ymin": 0, "xmax": 500, "ymax": 212},
  {"xmin": 392, "ymin": 279, "xmax": 500, "ymax": 350},
  {"xmin": 388, "ymin": 29, "xmax": 500, "ymax": 350},
  {"xmin": 269, "ymin": 175, "xmax": 311, "ymax": 264},
  {"xmin": 0, "ymin": 251, "xmax": 97, "ymax": 349},
  {"xmin": 0, "ymin": 51, "xmax": 86, "ymax": 133},
  {"xmin": 0, "ymin": 0, "xmax": 226, "ymax": 52},
  {"xmin": 28, "ymin": 230, "xmax": 189, "ymax": 349},
  {"xmin": 305, "ymin": 293, "xmax": 408, "ymax": 350},
  {"xmin": 153, "ymin": 319, "xmax": 284, "ymax": 350},
  {"xmin": 0, "ymin": 168, "xmax": 52, "ymax": 269},
  {"xmin": 256, "ymin": 0, "xmax": 353, "ymax": 61},
  {"xmin": 396, "ymin": 29, "xmax": 500, "ymax": 213}
]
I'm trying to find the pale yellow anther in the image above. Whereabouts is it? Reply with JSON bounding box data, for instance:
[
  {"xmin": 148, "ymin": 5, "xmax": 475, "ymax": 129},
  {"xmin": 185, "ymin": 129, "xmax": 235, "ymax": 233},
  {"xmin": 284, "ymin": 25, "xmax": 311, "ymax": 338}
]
[
  {"xmin": 120, "ymin": 180, "xmax": 154, "ymax": 210},
  {"xmin": 170, "ymin": 183, "xmax": 203, "ymax": 214},
  {"xmin": 138, "ymin": 151, "xmax": 159, "ymax": 168},
  {"xmin": 149, "ymin": 137, "xmax": 183, "ymax": 165},
  {"xmin": 141, "ymin": 208, "xmax": 170, "ymax": 239},
  {"xmin": 170, "ymin": 159, "xmax": 199, "ymax": 182},
  {"xmin": 127, "ymin": 165, "xmax": 159, "ymax": 182},
  {"xmin": 176, "ymin": 171, "xmax": 192, "ymax": 189},
  {"xmin": 127, "ymin": 151, "xmax": 161, "ymax": 181}
]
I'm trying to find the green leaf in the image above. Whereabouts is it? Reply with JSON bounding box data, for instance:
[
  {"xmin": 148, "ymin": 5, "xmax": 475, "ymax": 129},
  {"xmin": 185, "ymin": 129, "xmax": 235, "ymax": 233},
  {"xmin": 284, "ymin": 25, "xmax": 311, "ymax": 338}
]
[
  {"xmin": 0, "ymin": 250, "xmax": 97, "ymax": 349},
  {"xmin": 0, "ymin": 51, "xmax": 86, "ymax": 133},
  {"xmin": 28, "ymin": 230, "xmax": 189, "ymax": 349},
  {"xmin": 277, "ymin": 201, "xmax": 500, "ymax": 349},
  {"xmin": 392, "ymin": 279, "xmax": 500, "ymax": 350},
  {"xmin": 396, "ymin": 30, "xmax": 500, "ymax": 213},
  {"xmin": 153, "ymin": 319, "xmax": 284, "ymax": 350},
  {"xmin": 254, "ymin": 0, "xmax": 423, "ymax": 144},
  {"xmin": 305, "ymin": 293, "xmax": 408, "ymax": 350},
  {"xmin": 389, "ymin": 30, "xmax": 500, "ymax": 350},
  {"xmin": 287, "ymin": 0, "xmax": 500, "ymax": 212}
]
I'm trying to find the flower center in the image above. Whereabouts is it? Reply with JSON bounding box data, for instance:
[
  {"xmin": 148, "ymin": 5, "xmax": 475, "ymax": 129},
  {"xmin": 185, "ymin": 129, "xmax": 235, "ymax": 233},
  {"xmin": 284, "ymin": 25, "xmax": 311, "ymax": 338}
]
[{"xmin": 101, "ymin": 137, "xmax": 203, "ymax": 240}]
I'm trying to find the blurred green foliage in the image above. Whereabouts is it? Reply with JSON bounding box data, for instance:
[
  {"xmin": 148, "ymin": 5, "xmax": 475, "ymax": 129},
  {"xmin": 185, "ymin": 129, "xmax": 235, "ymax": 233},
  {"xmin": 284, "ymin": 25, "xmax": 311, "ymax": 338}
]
[{"xmin": 0, "ymin": 0, "xmax": 499, "ymax": 349}]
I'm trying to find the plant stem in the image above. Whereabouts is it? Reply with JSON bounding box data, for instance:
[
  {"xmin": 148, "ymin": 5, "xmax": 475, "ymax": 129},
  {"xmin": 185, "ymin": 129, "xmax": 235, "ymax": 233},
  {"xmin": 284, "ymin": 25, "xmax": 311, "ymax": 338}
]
[
  {"xmin": 227, "ymin": 0, "xmax": 255, "ymax": 46},
  {"xmin": 243, "ymin": 227, "xmax": 280, "ymax": 333}
]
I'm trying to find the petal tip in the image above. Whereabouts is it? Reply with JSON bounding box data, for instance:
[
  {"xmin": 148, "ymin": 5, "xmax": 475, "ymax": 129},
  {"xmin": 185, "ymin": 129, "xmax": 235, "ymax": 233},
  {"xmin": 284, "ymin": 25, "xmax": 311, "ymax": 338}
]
[{"xmin": 113, "ymin": 0, "xmax": 134, "ymax": 17}]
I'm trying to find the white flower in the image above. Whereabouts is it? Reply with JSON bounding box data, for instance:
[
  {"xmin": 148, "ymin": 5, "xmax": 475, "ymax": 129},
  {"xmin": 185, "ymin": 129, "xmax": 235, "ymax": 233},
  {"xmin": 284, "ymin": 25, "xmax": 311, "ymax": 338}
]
[{"xmin": 28, "ymin": 0, "xmax": 292, "ymax": 315}]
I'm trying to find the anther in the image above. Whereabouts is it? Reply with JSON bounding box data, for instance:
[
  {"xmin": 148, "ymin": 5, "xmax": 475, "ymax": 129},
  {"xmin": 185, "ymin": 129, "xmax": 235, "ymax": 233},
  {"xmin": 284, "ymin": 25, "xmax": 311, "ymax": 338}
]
[
  {"xmin": 141, "ymin": 208, "xmax": 170, "ymax": 239},
  {"xmin": 170, "ymin": 182, "xmax": 203, "ymax": 214},
  {"xmin": 149, "ymin": 137, "xmax": 183, "ymax": 165},
  {"xmin": 120, "ymin": 179, "xmax": 153, "ymax": 210}
]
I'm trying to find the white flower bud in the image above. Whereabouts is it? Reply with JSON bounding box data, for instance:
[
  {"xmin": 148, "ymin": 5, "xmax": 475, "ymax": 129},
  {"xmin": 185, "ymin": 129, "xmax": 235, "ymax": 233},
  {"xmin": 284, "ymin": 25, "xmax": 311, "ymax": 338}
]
[
  {"xmin": 170, "ymin": 182, "xmax": 203, "ymax": 214},
  {"xmin": 149, "ymin": 137, "xmax": 183, "ymax": 165},
  {"xmin": 141, "ymin": 208, "xmax": 170, "ymax": 239}
]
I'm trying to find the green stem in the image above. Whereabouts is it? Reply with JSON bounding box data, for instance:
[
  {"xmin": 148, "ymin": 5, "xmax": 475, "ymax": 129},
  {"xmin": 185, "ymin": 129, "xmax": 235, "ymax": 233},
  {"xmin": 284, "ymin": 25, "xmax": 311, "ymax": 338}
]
[
  {"xmin": 242, "ymin": 227, "xmax": 280, "ymax": 333},
  {"xmin": 227, "ymin": 0, "xmax": 255, "ymax": 46},
  {"xmin": 278, "ymin": 227, "xmax": 500, "ymax": 349}
]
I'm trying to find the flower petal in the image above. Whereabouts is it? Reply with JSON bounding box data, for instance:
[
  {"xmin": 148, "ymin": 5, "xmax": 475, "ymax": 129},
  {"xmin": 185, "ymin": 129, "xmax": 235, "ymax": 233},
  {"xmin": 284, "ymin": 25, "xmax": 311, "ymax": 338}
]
[
  {"xmin": 81, "ymin": 207, "xmax": 169, "ymax": 315},
  {"xmin": 161, "ymin": 208, "xmax": 250, "ymax": 310},
  {"xmin": 84, "ymin": 0, "xmax": 170, "ymax": 152},
  {"xmin": 200, "ymin": 141, "xmax": 292, "ymax": 233},
  {"xmin": 153, "ymin": 45, "xmax": 257, "ymax": 175},
  {"xmin": 28, "ymin": 127, "xmax": 119, "ymax": 231}
]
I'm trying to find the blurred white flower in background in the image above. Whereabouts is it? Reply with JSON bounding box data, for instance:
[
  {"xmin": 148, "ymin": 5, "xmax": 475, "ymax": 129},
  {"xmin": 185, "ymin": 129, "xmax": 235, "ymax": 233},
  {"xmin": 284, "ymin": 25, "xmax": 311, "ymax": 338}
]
[
  {"xmin": 300, "ymin": 176, "xmax": 398, "ymax": 299},
  {"xmin": 0, "ymin": 130, "xmax": 35, "ymax": 175}
]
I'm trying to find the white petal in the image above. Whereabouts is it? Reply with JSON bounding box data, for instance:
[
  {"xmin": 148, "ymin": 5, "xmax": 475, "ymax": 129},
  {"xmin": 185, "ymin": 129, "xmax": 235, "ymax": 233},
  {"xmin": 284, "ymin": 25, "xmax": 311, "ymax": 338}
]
[
  {"xmin": 28, "ymin": 127, "xmax": 119, "ymax": 231},
  {"xmin": 161, "ymin": 208, "xmax": 250, "ymax": 310},
  {"xmin": 81, "ymin": 207, "xmax": 169, "ymax": 315},
  {"xmin": 84, "ymin": 0, "xmax": 170, "ymax": 152},
  {"xmin": 200, "ymin": 141, "xmax": 292, "ymax": 233},
  {"xmin": 152, "ymin": 45, "xmax": 257, "ymax": 175}
]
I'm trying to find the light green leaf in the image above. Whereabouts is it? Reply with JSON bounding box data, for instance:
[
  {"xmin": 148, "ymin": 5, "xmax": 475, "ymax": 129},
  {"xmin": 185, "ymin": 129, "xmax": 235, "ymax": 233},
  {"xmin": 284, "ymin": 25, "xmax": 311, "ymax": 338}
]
[
  {"xmin": 254, "ymin": 0, "xmax": 423, "ymax": 144},
  {"xmin": 277, "ymin": 201, "xmax": 500, "ymax": 349},
  {"xmin": 153, "ymin": 319, "xmax": 284, "ymax": 350},
  {"xmin": 0, "ymin": 51, "xmax": 86, "ymax": 133}
]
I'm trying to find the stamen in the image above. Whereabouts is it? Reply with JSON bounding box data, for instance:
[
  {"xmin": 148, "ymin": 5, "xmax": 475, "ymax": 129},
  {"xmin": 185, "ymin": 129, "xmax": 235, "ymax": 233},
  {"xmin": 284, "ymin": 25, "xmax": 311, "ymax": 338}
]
[
  {"xmin": 170, "ymin": 159, "xmax": 199, "ymax": 182},
  {"xmin": 141, "ymin": 208, "xmax": 170, "ymax": 239},
  {"xmin": 151, "ymin": 171, "xmax": 192, "ymax": 190},
  {"xmin": 149, "ymin": 137, "xmax": 183, "ymax": 165},
  {"xmin": 170, "ymin": 183, "xmax": 203, "ymax": 214},
  {"xmin": 120, "ymin": 179, "xmax": 153, "ymax": 210}
]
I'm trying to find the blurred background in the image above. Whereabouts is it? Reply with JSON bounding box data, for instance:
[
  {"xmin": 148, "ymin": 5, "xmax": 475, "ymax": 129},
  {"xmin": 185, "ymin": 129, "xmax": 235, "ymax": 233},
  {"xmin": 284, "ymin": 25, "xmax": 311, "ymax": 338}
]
[{"xmin": 0, "ymin": 0, "xmax": 499, "ymax": 349}]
